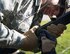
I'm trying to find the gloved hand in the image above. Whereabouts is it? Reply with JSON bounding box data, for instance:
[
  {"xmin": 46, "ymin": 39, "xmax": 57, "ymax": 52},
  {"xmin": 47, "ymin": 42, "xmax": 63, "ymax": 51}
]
[
  {"xmin": 35, "ymin": 24, "xmax": 66, "ymax": 52},
  {"xmin": 22, "ymin": 26, "xmax": 39, "ymax": 51},
  {"xmin": 47, "ymin": 24, "xmax": 66, "ymax": 38}
]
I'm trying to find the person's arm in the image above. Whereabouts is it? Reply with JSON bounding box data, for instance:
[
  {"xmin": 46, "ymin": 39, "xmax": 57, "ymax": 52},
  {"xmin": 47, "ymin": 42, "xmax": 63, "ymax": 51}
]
[
  {"xmin": 0, "ymin": 10, "xmax": 38, "ymax": 51},
  {"xmin": 0, "ymin": 22, "xmax": 38, "ymax": 51},
  {"xmin": 0, "ymin": 0, "xmax": 39, "ymax": 51}
]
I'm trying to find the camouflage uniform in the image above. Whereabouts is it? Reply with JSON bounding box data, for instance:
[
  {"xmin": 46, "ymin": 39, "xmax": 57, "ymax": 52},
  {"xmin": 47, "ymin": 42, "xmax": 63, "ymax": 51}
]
[{"xmin": 0, "ymin": 0, "xmax": 41, "ymax": 54}]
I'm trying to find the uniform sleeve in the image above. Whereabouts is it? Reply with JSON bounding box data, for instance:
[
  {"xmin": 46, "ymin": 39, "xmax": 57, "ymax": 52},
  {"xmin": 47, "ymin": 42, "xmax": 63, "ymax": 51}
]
[{"xmin": 0, "ymin": 22, "xmax": 26, "ymax": 49}]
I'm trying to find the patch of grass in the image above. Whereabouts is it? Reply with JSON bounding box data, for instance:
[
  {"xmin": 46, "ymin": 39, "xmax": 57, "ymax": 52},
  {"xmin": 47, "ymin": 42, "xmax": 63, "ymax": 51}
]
[{"xmin": 56, "ymin": 24, "xmax": 70, "ymax": 54}]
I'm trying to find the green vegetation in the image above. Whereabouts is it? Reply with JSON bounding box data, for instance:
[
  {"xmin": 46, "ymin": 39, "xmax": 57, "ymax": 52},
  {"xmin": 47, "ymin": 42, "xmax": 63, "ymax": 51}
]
[{"xmin": 56, "ymin": 24, "xmax": 70, "ymax": 54}]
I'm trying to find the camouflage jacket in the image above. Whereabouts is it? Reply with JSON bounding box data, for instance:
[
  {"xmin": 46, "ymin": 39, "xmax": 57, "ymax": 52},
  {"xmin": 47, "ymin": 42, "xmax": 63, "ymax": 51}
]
[{"xmin": 0, "ymin": 0, "xmax": 41, "ymax": 49}]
